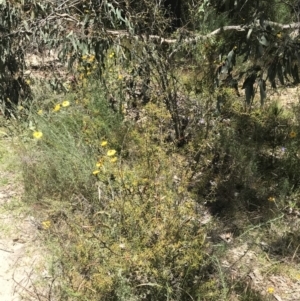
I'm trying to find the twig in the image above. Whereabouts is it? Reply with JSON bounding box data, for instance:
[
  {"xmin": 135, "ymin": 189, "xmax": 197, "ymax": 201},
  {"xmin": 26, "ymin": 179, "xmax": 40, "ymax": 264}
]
[
  {"xmin": 292, "ymin": 244, "xmax": 300, "ymax": 262},
  {"xmin": 48, "ymin": 277, "xmax": 57, "ymax": 301},
  {"xmin": 13, "ymin": 268, "xmax": 37, "ymax": 299},
  {"xmin": 0, "ymin": 246, "xmax": 14, "ymax": 253}
]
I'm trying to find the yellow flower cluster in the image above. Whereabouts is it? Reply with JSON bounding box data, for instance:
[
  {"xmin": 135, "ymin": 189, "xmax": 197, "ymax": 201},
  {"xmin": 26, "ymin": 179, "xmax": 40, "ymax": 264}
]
[
  {"xmin": 107, "ymin": 149, "xmax": 116, "ymax": 156},
  {"xmin": 53, "ymin": 100, "xmax": 70, "ymax": 112},
  {"xmin": 33, "ymin": 131, "xmax": 43, "ymax": 139},
  {"xmin": 53, "ymin": 104, "xmax": 61, "ymax": 112},
  {"xmin": 268, "ymin": 196, "xmax": 275, "ymax": 202},
  {"xmin": 77, "ymin": 54, "xmax": 97, "ymax": 84},
  {"xmin": 289, "ymin": 131, "xmax": 297, "ymax": 138},
  {"xmin": 62, "ymin": 100, "xmax": 70, "ymax": 107},
  {"xmin": 42, "ymin": 220, "xmax": 51, "ymax": 229},
  {"xmin": 81, "ymin": 54, "xmax": 95, "ymax": 63},
  {"xmin": 92, "ymin": 142, "xmax": 118, "ymax": 175},
  {"xmin": 110, "ymin": 157, "xmax": 118, "ymax": 163},
  {"xmin": 33, "ymin": 100, "xmax": 71, "ymax": 139}
]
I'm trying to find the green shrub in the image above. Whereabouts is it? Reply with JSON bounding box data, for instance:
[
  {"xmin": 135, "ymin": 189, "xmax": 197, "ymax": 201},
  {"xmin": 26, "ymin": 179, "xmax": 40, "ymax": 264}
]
[
  {"xmin": 18, "ymin": 75, "xmax": 213, "ymax": 301},
  {"xmin": 20, "ymin": 78, "xmax": 123, "ymax": 202},
  {"xmin": 189, "ymin": 98, "xmax": 300, "ymax": 218}
]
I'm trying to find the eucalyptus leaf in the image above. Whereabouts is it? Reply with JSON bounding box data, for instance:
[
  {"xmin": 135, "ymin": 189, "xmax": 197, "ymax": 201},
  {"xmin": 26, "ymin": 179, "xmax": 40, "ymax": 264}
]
[
  {"xmin": 116, "ymin": 8, "xmax": 125, "ymax": 22},
  {"xmin": 267, "ymin": 63, "xmax": 276, "ymax": 88},
  {"xmin": 277, "ymin": 62, "xmax": 284, "ymax": 85},
  {"xmin": 70, "ymin": 36, "xmax": 78, "ymax": 52},
  {"xmin": 257, "ymin": 44, "xmax": 264, "ymax": 57},
  {"xmin": 245, "ymin": 85, "xmax": 254, "ymax": 105},
  {"xmin": 259, "ymin": 35, "xmax": 269, "ymax": 46},
  {"xmin": 83, "ymin": 14, "xmax": 90, "ymax": 27},
  {"xmin": 66, "ymin": 30, "xmax": 73, "ymax": 38},
  {"xmin": 246, "ymin": 28, "xmax": 253, "ymax": 40},
  {"xmin": 23, "ymin": 20, "xmax": 29, "ymax": 31},
  {"xmin": 292, "ymin": 64, "xmax": 299, "ymax": 84},
  {"xmin": 258, "ymin": 78, "xmax": 266, "ymax": 106},
  {"xmin": 226, "ymin": 48, "xmax": 236, "ymax": 70},
  {"xmin": 243, "ymin": 72, "xmax": 257, "ymax": 105},
  {"xmin": 285, "ymin": 55, "xmax": 292, "ymax": 76}
]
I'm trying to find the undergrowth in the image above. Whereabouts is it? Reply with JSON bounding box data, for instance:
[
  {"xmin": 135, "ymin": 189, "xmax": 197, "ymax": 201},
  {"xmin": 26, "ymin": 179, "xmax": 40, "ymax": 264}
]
[{"xmin": 13, "ymin": 49, "xmax": 300, "ymax": 301}]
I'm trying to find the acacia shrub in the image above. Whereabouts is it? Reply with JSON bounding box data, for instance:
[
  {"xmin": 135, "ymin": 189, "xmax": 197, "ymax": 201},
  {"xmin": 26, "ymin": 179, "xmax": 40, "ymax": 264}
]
[{"xmin": 18, "ymin": 69, "xmax": 219, "ymax": 300}]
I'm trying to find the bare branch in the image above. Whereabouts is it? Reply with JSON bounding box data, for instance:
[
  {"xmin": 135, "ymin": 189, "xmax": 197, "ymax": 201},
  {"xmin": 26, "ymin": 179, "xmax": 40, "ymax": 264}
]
[{"xmin": 108, "ymin": 20, "xmax": 300, "ymax": 44}]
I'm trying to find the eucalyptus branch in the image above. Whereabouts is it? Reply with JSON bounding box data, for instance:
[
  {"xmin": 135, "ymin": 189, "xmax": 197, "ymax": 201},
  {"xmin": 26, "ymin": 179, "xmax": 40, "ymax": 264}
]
[{"xmin": 107, "ymin": 20, "xmax": 300, "ymax": 44}]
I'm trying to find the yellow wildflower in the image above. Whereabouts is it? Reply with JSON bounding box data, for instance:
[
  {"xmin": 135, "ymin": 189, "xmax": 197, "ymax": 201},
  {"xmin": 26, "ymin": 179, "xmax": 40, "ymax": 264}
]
[
  {"xmin": 93, "ymin": 170, "xmax": 100, "ymax": 175},
  {"xmin": 25, "ymin": 79, "xmax": 31, "ymax": 85},
  {"xmin": 37, "ymin": 109, "xmax": 43, "ymax": 115},
  {"xmin": 33, "ymin": 131, "xmax": 43, "ymax": 139},
  {"xmin": 118, "ymin": 74, "xmax": 123, "ymax": 80},
  {"xmin": 101, "ymin": 141, "xmax": 108, "ymax": 147},
  {"xmin": 96, "ymin": 160, "xmax": 103, "ymax": 168},
  {"xmin": 53, "ymin": 104, "xmax": 61, "ymax": 112},
  {"xmin": 268, "ymin": 196, "xmax": 275, "ymax": 202},
  {"xmin": 107, "ymin": 149, "xmax": 116, "ymax": 157},
  {"xmin": 42, "ymin": 220, "xmax": 51, "ymax": 229},
  {"xmin": 109, "ymin": 53, "xmax": 115, "ymax": 58},
  {"xmin": 88, "ymin": 55, "xmax": 95, "ymax": 63},
  {"xmin": 82, "ymin": 55, "xmax": 88, "ymax": 60},
  {"xmin": 267, "ymin": 287, "xmax": 274, "ymax": 294},
  {"xmin": 110, "ymin": 157, "xmax": 118, "ymax": 163},
  {"xmin": 289, "ymin": 131, "xmax": 296, "ymax": 138},
  {"xmin": 62, "ymin": 100, "xmax": 70, "ymax": 107}
]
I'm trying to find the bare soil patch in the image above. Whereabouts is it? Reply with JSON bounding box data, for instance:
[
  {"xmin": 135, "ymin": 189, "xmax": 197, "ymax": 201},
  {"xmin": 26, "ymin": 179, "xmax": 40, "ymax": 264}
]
[{"xmin": 0, "ymin": 137, "xmax": 52, "ymax": 301}]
